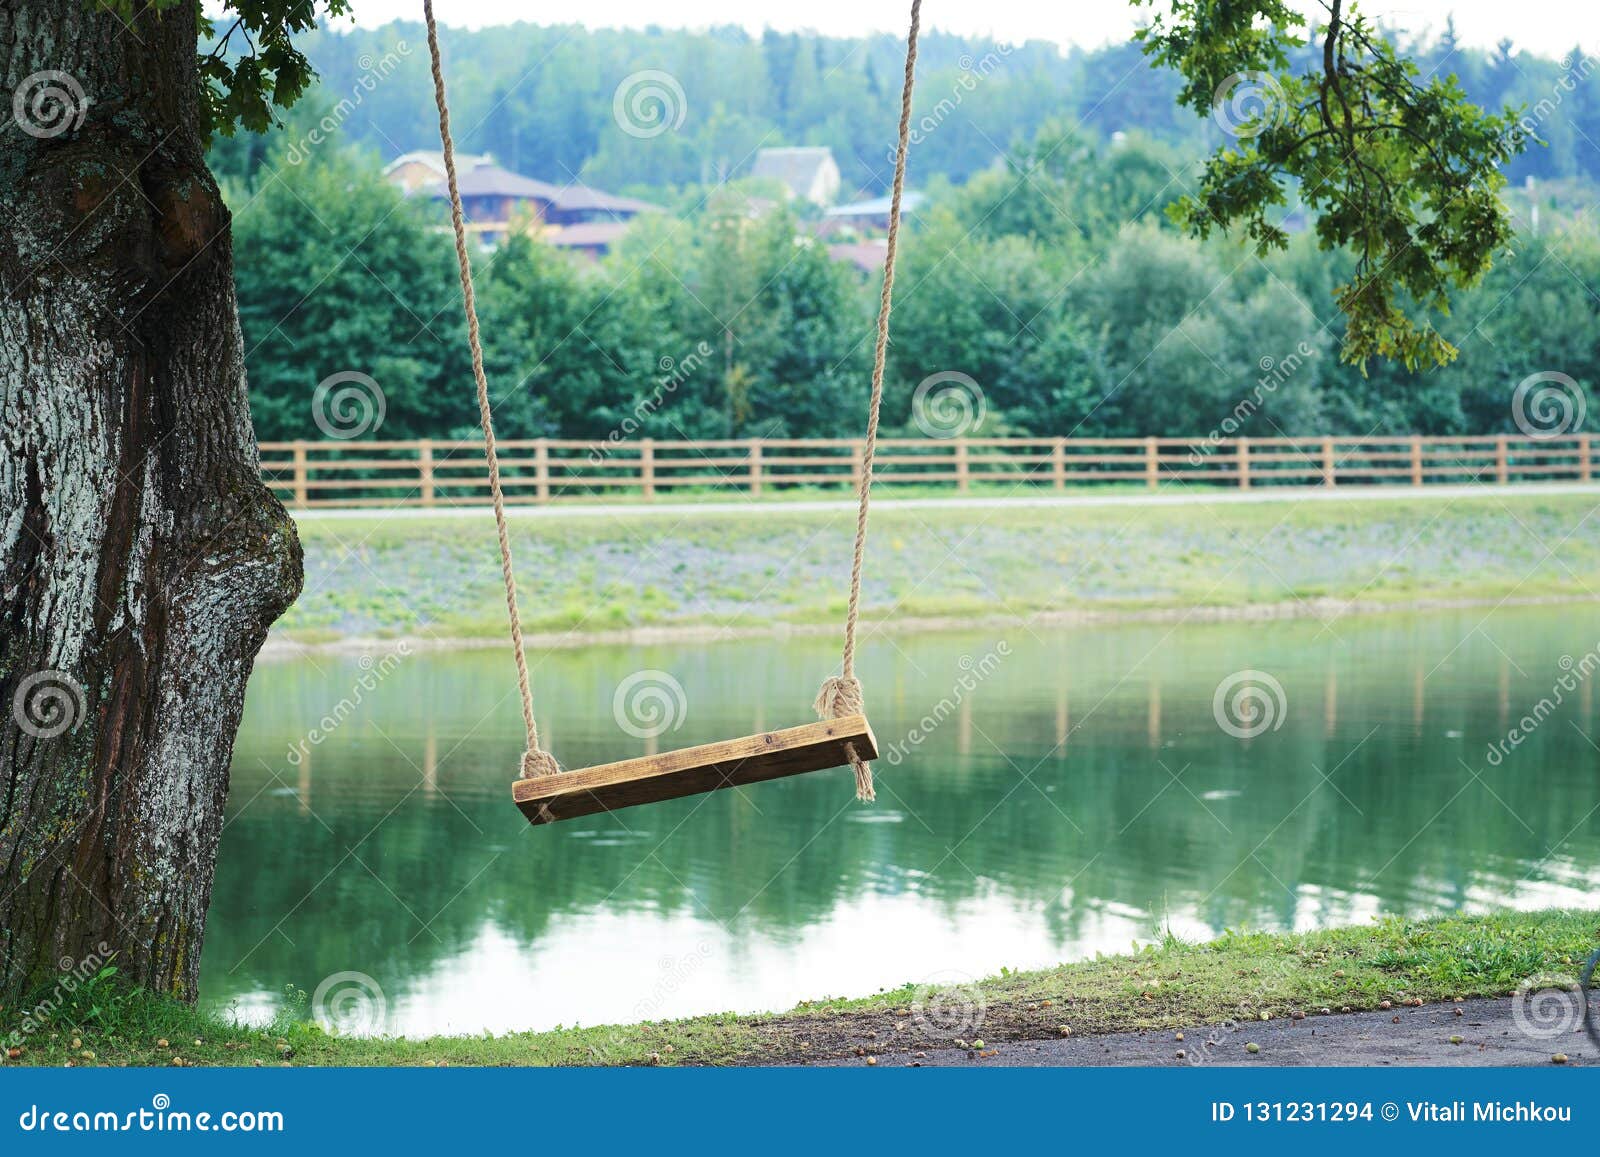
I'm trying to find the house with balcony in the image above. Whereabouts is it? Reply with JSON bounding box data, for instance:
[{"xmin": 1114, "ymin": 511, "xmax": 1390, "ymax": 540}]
[{"xmin": 382, "ymin": 152, "xmax": 660, "ymax": 252}]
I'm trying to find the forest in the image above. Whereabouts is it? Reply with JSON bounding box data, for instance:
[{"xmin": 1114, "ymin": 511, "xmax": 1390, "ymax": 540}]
[{"xmin": 218, "ymin": 20, "xmax": 1600, "ymax": 444}]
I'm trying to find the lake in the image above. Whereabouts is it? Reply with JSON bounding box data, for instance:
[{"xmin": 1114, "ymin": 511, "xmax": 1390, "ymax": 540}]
[{"xmin": 205, "ymin": 605, "xmax": 1600, "ymax": 1035}]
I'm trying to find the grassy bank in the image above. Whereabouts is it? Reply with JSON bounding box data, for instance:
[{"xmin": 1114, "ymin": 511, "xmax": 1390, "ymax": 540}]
[
  {"xmin": 274, "ymin": 490, "xmax": 1600, "ymax": 645},
  {"xmin": 7, "ymin": 911, "xmax": 1595, "ymax": 1067}
]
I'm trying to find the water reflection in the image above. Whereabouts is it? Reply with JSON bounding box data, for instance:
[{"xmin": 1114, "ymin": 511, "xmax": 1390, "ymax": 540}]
[{"xmin": 205, "ymin": 606, "xmax": 1600, "ymax": 1034}]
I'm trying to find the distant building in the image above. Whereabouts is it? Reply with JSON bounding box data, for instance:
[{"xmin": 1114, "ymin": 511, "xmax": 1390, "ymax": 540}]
[
  {"xmin": 382, "ymin": 152, "xmax": 659, "ymax": 251},
  {"xmin": 750, "ymin": 147, "xmax": 841, "ymax": 206},
  {"xmin": 546, "ymin": 220, "xmax": 633, "ymax": 262},
  {"xmin": 383, "ymin": 150, "xmax": 492, "ymax": 192},
  {"xmin": 821, "ymin": 190, "xmax": 926, "ymax": 233}
]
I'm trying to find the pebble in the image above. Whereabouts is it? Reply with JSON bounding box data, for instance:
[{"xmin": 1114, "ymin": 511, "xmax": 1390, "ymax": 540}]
[{"xmin": 865, "ymin": 1056, "xmax": 877, "ymax": 1066}]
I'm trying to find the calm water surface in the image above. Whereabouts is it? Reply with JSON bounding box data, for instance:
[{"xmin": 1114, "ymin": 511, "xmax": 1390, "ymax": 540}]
[{"xmin": 204, "ymin": 606, "xmax": 1600, "ymax": 1034}]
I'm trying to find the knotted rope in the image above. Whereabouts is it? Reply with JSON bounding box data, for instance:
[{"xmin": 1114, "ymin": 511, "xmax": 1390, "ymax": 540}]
[
  {"xmin": 423, "ymin": 0, "xmax": 557, "ymax": 781},
  {"xmin": 814, "ymin": 0, "xmax": 922, "ymax": 803}
]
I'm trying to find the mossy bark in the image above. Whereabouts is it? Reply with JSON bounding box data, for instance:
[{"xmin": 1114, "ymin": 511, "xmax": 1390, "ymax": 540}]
[{"xmin": 0, "ymin": 2, "xmax": 302, "ymax": 1000}]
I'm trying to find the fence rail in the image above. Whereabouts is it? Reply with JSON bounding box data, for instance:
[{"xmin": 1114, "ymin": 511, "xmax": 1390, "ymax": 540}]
[{"xmin": 259, "ymin": 434, "xmax": 1597, "ymax": 509}]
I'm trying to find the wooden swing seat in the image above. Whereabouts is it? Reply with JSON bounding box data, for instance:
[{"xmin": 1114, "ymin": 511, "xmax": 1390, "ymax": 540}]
[{"xmin": 513, "ymin": 714, "xmax": 878, "ymax": 825}]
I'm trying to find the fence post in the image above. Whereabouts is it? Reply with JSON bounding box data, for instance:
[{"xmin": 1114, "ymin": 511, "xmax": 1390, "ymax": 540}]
[
  {"xmin": 1144, "ymin": 437, "xmax": 1159, "ymax": 490},
  {"xmin": 748, "ymin": 439, "xmax": 763, "ymax": 497},
  {"xmin": 640, "ymin": 437, "xmax": 656, "ymax": 500},
  {"xmin": 291, "ymin": 439, "xmax": 308, "ymax": 508},
  {"xmin": 534, "ymin": 438, "xmax": 550, "ymax": 504},
  {"xmin": 849, "ymin": 439, "xmax": 865, "ymax": 493},
  {"xmin": 1409, "ymin": 435, "xmax": 1423, "ymax": 486},
  {"xmin": 1582, "ymin": 433, "xmax": 1593, "ymax": 482},
  {"xmin": 418, "ymin": 438, "xmax": 435, "ymax": 507},
  {"xmin": 1321, "ymin": 436, "xmax": 1336, "ymax": 487},
  {"xmin": 955, "ymin": 438, "xmax": 970, "ymax": 492},
  {"xmin": 1052, "ymin": 437, "xmax": 1066, "ymax": 490},
  {"xmin": 1495, "ymin": 435, "xmax": 1509, "ymax": 484},
  {"xmin": 1237, "ymin": 437, "xmax": 1251, "ymax": 489}
]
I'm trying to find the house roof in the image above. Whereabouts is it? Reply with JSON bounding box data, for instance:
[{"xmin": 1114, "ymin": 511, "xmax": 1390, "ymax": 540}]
[
  {"xmin": 824, "ymin": 191, "xmax": 927, "ymax": 218},
  {"xmin": 389, "ymin": 153, "xmax": 661, "ymax": 216},
  {"xmin": 444, "ymin": 163, "xmax": 566, "ymax": 202},
  {"xmin": 549, "ymin": 183, "xmax": 660, "ymax": 215},
  {"xmin": 750, "ymin": 147, "xmax": 837, "ymax": 196},
  {"xmin": 382, "ymin": 150, "xmax": 493, "ymax": 179}
]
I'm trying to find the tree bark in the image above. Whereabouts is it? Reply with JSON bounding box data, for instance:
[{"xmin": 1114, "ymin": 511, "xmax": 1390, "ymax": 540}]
[{"xmin": 0, "ymin": 2, "xmax": 302, "ymax": 1001}]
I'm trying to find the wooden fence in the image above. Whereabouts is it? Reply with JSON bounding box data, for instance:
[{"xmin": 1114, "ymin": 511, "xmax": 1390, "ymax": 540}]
[{"xmin": 259, "ymin": 434, "xmax": 1597, "ymax": 509}]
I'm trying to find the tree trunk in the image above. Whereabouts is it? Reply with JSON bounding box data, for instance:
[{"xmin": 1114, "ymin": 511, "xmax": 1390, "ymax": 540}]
[{"xmin": 0, "ymin": 2, "xmax": 302, "ymax": 1001}]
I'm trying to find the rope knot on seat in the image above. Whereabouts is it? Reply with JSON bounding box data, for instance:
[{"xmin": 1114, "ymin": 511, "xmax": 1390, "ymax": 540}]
[
  {"xmin": 814, "ymin": 674, "xmax": 874, "ymax": 803},
  {"xmin": 521, "ymin": 748, "xmax": 560, "ymax": 779}
]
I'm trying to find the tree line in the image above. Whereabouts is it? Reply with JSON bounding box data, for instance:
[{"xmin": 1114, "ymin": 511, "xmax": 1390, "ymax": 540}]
[
  {"xmin": 233, "ymin": 119, "xmax": 1599, "ymax": 444},
  {"xmin": 213, "ymin": 19, "xmax": 1600, "ymax": 198}
]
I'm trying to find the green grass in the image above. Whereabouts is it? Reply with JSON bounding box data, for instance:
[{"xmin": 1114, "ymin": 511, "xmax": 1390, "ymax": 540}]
[
  {"xmin": 7, "ymin": 910, "xmax": 1595, "ymax": 1068},
  {"xmin": 274, "ymin": 490, "xmax": 1600, "ymax": 644}
]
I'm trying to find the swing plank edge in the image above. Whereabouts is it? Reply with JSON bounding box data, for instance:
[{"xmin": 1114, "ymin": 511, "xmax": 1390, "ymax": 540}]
[{"xmin": 513, "ymin": 715, "xmax": 878, "ymax": 824}]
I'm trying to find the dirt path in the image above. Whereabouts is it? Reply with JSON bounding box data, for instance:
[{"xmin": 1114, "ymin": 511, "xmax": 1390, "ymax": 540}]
[{"xmin": 801, "ymin": 997, "xmax": 1597, "ymax": 1068}]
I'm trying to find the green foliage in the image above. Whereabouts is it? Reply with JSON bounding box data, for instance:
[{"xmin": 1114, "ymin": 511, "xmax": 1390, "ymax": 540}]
[
  {"xmin": 1135, "ymin": 0, "xmax": 1525, "ymax": 368},
  {"xmin": 102, "ymin": 0, "xmax": 349, "ymax": 142}
]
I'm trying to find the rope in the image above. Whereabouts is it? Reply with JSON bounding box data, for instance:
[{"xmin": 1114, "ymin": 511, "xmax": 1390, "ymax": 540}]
[
  {"xmin": 423, "ymin": 0, "xmax": 558, "ymax": 781},
  {"xmin": 814, "ymin": 0, "xmax": 922, "ymax": 803}
]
